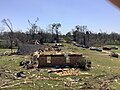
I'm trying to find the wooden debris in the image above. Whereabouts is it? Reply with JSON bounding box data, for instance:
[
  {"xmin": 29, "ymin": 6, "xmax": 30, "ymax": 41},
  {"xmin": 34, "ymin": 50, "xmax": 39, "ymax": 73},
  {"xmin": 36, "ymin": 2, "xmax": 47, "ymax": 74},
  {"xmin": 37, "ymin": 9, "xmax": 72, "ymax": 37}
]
[
  {"xmin": 53, "ymin": 68, "xmax": 81, "ymax": 76},
  {"xmin": 0, "ymin": 81, "xmax": 33, "ymax": 89}
]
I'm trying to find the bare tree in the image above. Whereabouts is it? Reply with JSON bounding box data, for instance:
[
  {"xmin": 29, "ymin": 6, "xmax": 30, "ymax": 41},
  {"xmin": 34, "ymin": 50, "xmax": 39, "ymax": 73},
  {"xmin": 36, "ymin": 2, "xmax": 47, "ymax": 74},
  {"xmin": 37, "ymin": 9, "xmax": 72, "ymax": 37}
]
[
  {"xmin": 1, "ymin": 19, "xmax": 14, "ymax": 53},
  {"xmin": 28, "ymin": 17, "xmax": 39, "ymax": 40},
  {"xmin": 49, "ymin": 23, "xmax": 61, "ymax": 43}
]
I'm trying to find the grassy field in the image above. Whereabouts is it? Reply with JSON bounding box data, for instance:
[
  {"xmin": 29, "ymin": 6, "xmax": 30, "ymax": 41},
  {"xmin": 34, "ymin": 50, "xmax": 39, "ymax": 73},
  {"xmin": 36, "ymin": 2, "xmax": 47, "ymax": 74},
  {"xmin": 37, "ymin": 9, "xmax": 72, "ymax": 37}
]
[{"xmin": 0, "ymin": 44, "xmax": 120, "ymax": 90}]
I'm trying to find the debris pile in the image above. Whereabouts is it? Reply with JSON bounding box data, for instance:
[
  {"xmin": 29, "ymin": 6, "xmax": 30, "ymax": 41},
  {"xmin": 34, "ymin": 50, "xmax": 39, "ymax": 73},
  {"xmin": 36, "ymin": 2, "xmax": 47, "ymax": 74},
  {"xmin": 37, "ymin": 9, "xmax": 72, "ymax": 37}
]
[
  {"xmin": 16, "ymin": 71, "xmax": 26, "ymax": 78},
  {"xmin": 110, "ymin": 46, "xmax": 118, "ymax": 50},
  {"xmin": 0, "ymin": 66, "xmax": 15, "ymax": 80},
  {"xmin": 17, "ymin": 44, "xmax": 47, "ymax": 55},
  {"xmin": 19, "ymin": 60, "xmax": 35, "ymax": 69},
  {"xmin": 80, "ymin": 82, "xmax": 95, "ymax": 89},
  {"xmin": 0, "ymin": 50, "xmax": 16, "ymax": 56},
  {"xmin": 103, "ymin": 46, "xmax": 111, "ymax": 50},
  {"xmin": 48, "ymin": 68, "xmax": 80, "ymax": 76},
  {"xmin": 90, "ymin": 47, "xmax": 102, "ymax": 52},
  {"xmin": 111, "ymin": 52, "xmax": 119, "ymax": 58},
  {"xmin": 99, "ymin": 75, "xmax": 120, "ymax": 90}
]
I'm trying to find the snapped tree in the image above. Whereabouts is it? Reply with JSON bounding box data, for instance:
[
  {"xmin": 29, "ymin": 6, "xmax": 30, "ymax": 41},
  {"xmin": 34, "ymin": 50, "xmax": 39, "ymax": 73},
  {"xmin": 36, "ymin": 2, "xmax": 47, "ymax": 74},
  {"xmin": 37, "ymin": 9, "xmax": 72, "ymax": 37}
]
[
  {"xmin": 28, "ymin": 17, "xmax": 39, "ymax": 41},
  {"xmin": 49, "ymin": 23, "xmax": 61, "ymax": 43},
  {"xmin": 1, "ymin": 19, "xmax": 14, "ymax": 53}
]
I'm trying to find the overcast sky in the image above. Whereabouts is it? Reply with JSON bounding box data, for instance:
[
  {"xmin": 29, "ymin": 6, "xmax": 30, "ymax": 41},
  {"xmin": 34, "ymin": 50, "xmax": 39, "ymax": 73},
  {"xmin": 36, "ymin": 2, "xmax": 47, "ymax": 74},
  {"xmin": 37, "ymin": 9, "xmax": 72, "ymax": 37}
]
[{"xmin": 0, "ymin": 0, "xmax": 120, "ymax": 34}]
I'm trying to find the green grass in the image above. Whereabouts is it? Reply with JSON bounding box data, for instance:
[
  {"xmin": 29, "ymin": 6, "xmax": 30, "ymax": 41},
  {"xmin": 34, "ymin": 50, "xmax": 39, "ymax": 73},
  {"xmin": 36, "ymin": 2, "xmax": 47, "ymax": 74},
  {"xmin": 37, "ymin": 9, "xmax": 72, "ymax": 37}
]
[
  {"xmin": 1, "ymin": 44, "xmax": 120, "ymax": 90},
  {"xmin": 112, "ymin": 49, "xmax": 120, "ymax": 53}
]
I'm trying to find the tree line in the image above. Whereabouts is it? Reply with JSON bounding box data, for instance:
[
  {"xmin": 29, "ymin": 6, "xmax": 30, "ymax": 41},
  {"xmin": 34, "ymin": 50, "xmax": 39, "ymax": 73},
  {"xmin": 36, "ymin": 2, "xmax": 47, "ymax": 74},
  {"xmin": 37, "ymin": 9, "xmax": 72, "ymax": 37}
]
[
  {"xmin": 65, "ymin": 25, "xmax": 120, "ymax": 46},
  {"xmin": 0, "ymin": 18, "xmax": 120, "ymax": 49}
]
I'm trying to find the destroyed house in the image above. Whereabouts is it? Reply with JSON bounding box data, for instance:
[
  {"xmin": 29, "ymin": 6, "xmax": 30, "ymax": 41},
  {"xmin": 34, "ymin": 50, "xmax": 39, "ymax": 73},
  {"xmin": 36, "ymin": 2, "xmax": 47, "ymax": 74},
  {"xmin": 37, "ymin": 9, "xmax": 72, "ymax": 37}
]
[{"xmin": 38, "ymin": 54, "xmax": 91, "ymax": 69}]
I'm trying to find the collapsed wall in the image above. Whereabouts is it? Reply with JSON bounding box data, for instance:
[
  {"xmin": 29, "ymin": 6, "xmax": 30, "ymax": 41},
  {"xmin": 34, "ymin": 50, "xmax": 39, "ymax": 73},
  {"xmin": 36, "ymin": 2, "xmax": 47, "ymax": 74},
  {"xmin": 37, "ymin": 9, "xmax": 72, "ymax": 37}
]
[{"xmin": 37, "ymin": 53, "xmax": 91, "ymax": 70}]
